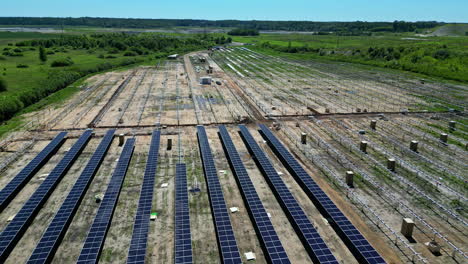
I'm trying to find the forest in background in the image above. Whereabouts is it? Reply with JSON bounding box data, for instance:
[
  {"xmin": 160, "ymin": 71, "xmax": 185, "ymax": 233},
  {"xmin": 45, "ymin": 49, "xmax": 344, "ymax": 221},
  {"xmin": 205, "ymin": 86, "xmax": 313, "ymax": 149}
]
[{"xmin": 0, "ymin": 17, "xmax": 442, "ymax": 33}]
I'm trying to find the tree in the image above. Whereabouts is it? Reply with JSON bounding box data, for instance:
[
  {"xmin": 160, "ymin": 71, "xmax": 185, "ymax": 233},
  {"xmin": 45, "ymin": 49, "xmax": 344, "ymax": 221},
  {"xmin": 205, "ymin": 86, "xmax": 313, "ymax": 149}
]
[
  {"xmin": 39, "ymin": 46, "xmax": 47, "ymax": 63},
  {"xmin": 0, "ymin": 78, "xmax": 7, "ymax": 92}
]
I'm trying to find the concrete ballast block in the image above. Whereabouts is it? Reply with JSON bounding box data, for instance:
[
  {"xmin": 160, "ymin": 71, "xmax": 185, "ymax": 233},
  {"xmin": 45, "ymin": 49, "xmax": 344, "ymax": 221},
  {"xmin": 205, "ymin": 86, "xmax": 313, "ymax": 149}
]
[
  {"xmin": 167, "ymin": 138, "xmax": 173, "ymax": 150},
  {"xmin": 118, "ymin": 134, "xmax": 125, "ymax": 146},
  {"xmin": 360, "ymin": 141, "xmax": 368, "ymax": 153},
  {"xmin": 387, "ymin": 158, "xmax": 396, "ymax": 172},
  {"xmin": 301, "ymin": 133, "xmax": 307, "ymax": 145},
  {"xmin": 439, "ymin": 133, "xmax": 448, "ymax": 143},
  {"xmin": 410, "ymin": 140, "xmax": 418, "ymax": 152},
  {"xmin": 449, "ymin": 121, "xmax": 456, "ymax": 131},
  {"xmin": 346, "ymin": 171, "xmax": 354, "ymax": 187},
  {"xmin": 401, "ymin": 218, "xmax": 414, "ymax": 237},
  {"xmin": 370, "ymin": 120, "xmax": 377, "ymax": 130}
]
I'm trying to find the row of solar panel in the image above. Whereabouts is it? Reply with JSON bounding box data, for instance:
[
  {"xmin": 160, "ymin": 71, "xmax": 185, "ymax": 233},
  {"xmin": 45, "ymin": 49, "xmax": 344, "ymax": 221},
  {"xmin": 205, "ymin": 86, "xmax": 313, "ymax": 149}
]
[
  {"xmin": 127, "ymin": 131, "xmax": 161, "ymax": 264},
  {"xmin": 218, "ymin": 125, "xmax": 291, "ymax": 264},
  {"xmin": 258, "ymin": 124, "xmax": 386, "ymax": 264},
  {"xmin": 77, "ymin": 138, "xmax": 135, "ymax": 263},
  {"xmin": 238, "ymin": 125, "xmax": 339, "ymax": 264},
  {"xmin": 0, "ymin": 132, "xmax": 67, "ymax": 213},
  {"xmin": 0, "ymin": 130, "xmax": 93, "ymax": 262},
  {"xmin": 28, "ymin": 129, "xmax": 116, "ymax": 264},
  {"xmin": 196, "ymin": 125, "xmax": 243, "ymax": 264},
  {"xmin": 174, "ymin": 163, "xmax": 193, "ymax": 264},
  {"xmin": 0, "ymin": 125, "xmax": 383, "ymax": 264}
]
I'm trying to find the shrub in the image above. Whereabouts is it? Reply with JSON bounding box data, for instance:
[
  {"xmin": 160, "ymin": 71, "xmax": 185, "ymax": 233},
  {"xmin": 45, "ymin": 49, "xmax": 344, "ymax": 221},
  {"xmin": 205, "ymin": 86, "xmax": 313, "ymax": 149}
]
[
  {"xmin": 39, "ymin": 46, "xmax": 47, "ymax": 62},
  {"xmin": 108, "ymin": 48, "xmax": 119, "ymax": 54},
  {"xmin": 433, "ymin": 49, "xmax": 449, "ymax": 60},
  {"xmin": 0, "ymin": 78, "xmax": 7, "ymax": 92},
  {"xmin": 130, "ymin": 47, "xmax": 145, "ymax": 55},
  {"xmin": 98, "ymin": 54, "xmax": 105, "ymax": 59},
  {"xmin": 13, "ymin": 48, "xmax": 22, "ymax": 53},
  {"xmin": 123, "ymin": 51, "xmax": 137, "ymax": 57},
  {"xmin": 10, "ymin": 52, "xmax": 24, "ymax": 57},
  {"xmin": 105, "ymin": 55, "xmax": 117, "ymax": 59},
  {"xmin": 46, "ymin": 51, "xmax": 55, "ymax": 55},
  {"xmin": 51, "ymin": 58, "xmax": 74, "ymax": 67},
  {"xmin": 3, "ymin": 47, "xmax": 10, "ymax": 51},
  {"xmin": 16, "ymin": 64, "xmax": 29, "ymax": 68},
  {"xmin": 0, "ymin": 56, "xmax": 6, "ymax": 61}
]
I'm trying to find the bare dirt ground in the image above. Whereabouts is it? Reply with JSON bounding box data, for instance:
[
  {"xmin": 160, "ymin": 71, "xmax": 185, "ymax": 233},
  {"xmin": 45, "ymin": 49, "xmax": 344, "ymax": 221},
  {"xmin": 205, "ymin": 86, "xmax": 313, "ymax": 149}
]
[{"xmin": 0, "ymin": 48, "xmax": 466, "ymax": 264}]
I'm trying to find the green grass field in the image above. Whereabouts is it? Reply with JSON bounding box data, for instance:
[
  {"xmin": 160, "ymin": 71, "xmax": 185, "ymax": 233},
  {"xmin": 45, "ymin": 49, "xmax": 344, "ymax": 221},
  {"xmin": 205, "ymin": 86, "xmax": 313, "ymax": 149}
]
[
  {"xmin": 0, "ymin": 31, "xmax": 62, "ymax": 45},
  {"xmin": 0, "ymin": 45, "xmax": 150, "ymax": 94}
]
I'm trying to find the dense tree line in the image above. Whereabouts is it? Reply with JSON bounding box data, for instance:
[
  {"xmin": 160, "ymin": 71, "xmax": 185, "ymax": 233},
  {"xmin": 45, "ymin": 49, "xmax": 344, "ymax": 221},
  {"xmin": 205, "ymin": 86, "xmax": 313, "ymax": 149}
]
[
  {"xmin": 0, "ymin": 17, "xmax": 442, "ymax": 32},
  {"xmin": 16, "ymin": 33, "xmax": 211, "ymax": 53}
]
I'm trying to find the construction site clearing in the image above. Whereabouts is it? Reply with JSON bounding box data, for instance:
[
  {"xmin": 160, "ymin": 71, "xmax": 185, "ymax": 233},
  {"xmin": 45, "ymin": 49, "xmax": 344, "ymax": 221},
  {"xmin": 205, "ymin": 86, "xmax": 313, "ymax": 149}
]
[{"xmin": 0, "ymin": 46, "xmax": 466, "ymax": 264}]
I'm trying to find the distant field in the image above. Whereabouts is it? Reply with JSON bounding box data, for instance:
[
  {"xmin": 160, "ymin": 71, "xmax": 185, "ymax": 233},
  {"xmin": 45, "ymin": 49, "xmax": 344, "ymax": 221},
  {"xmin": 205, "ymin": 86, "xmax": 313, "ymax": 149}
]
[
  {"xmin": 0, "ymin": 31, "xmax": 60, "ymax": 45},
  {"xmin": 233, "ymin": 33, "xmax": 468, "ymax": 83},
  {"xmin": 430, "ymin": 23, "xmax": 468, "ymax": 36},
  {"xmin": 0, "ymin": 25, "xmax": 231, "ymax": 34}
]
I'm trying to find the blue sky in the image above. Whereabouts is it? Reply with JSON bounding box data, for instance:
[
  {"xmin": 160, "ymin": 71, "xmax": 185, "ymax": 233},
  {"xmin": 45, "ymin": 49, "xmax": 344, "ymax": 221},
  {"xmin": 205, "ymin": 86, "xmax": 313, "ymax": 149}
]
[{"xmin": 2, "ymin": 0, "xmax": 467, "ymax": 22}]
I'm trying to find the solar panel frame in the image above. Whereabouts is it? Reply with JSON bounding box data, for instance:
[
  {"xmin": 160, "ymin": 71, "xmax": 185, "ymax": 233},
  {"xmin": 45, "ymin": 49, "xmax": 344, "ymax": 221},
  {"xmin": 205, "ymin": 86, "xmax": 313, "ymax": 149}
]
[
  {"xmin": 218, "ymin": 125, "xmax": 290, "ymax": 264},
  {"xmin": 0, "ymin": 131, "xmax": 67, "ymax": 213},
  {"xmin": 127, "ymin": 131, "xmax": 161, "ymax": 264},
  {"xmin": 77, "ymin": 138, "xmax": 135, "ymax": 264},
  {"xmin": 27, "ymin": 129, "xmax": 115, "ymax": 264},
  {"xmin": 174, "ymin": 163, "xmax": 193, "ymax": 264},
  {"xmin": 238, "ymin": 125, "xmax": 339, "ymax": 264},
  {"xmin": 196, "ymin": 125, "xmax": 242, "ymax": 264},
  {"xmin": 0, "ymin": 130, "xmax": 93, "ymax": 263},
  {"xmin": 258, "ymin": 124, "xmax": 386, "ymax": 264}
]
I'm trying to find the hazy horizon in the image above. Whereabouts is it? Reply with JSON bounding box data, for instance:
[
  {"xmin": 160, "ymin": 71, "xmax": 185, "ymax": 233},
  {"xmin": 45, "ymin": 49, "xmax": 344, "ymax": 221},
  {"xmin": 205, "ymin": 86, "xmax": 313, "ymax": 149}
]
[{"xmin": 2, "ymin": 0, "xmax": 467, "ymax": 23}]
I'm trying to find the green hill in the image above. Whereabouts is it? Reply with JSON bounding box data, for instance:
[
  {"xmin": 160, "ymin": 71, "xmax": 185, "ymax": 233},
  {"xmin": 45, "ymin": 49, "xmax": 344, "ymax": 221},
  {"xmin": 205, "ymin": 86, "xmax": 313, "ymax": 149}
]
[{"xmin": 430, "ymin": 23, "xmax": 468, "ymax": 36}]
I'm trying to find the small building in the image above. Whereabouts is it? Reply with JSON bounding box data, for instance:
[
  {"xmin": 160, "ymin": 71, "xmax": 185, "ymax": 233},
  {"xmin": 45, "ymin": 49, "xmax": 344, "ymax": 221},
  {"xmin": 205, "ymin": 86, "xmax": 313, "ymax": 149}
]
[
  {"xmin": 200, "ymin": 76, "xmax": 212, "ymax": 85},
  {"xmin": 168, "ymin": 54, "xmax": 178, "ymax": 59}
]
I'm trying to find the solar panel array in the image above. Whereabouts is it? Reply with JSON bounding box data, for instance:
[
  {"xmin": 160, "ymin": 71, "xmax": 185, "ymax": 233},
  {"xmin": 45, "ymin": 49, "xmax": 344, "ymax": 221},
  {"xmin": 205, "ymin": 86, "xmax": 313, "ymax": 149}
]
[
  {"xmin": 218, "ymin": 126, "xmax": 290, "ymax": 264},
  {"xmin": 259, "ymin": 124, "xmax": 386, "ymax": 264},
  {"xmin": 0, "ymin": 131, "xmax": 67, "ymax": 213},
  {"xmin": 174, "ymin": 163, "xmax": 193, "ymax": 264},
  {"xmin": 238, "ymin": 125, "xmax": 339, "ymax": 264},
  {"xmin": 0, "ymin": 130, "xmax": 93, "ymax": 262},
  {"xmin": 27, "ymin": 129, "xmax": 115, "ymax": 264},
  {"xmin": 127, "ymin": 131, "xmax": 161, "ymax": 264},
  {"xmin": 77, "ymin": 138, "xmax": 135, "ymax": 264},
  {"xmin": 196, "ymin": 125, "xmax": 242, "ymax": 264}
]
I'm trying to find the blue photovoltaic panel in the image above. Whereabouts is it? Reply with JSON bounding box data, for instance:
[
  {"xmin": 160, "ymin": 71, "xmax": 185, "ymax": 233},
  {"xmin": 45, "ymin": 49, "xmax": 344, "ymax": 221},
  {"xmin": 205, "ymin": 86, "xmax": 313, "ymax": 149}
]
[
  {"xmin": 127, "ymin": 131, "xmax": 161, "ymax": 264},
  {"xmin": 77, "ymin": 138, "xmax": 135, "ymax": 264},
  {"xmin": 0, "ymin": 130, "xmax": 93, "ymax": 263},
  {"xmin": 174, "ymin": 163, "xmax": 193, "ymax": 264},
  {"xmin": 0, "ymin": 131, "xmax": 67, "ymax": 213},
  {"xmin": 259, "ymin": 124, "xmax": 386, "ymax": 264},
  {"xmin": 196, "ymin": 125, "xmax": 242, "ymax": 264},
  {"xmin": 27, "ymin": 129, "xmax": 115, "ymax": 264},
  {"xmin": 218, "ymin": 126, "xmax": 290, "ymax": 264},
  {"xmin": 238, "ymin": 125, "xmax": 338, "ymax": 264}
]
